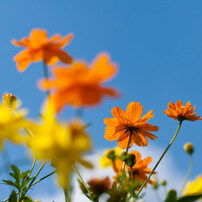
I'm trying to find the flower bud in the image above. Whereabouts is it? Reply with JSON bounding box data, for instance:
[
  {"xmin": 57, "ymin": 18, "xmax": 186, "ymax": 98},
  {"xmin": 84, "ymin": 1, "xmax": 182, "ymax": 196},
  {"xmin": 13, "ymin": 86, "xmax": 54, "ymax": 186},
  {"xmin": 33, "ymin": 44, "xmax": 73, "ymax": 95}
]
[
  {"xmin": 120, "ymin": 151, "xmax": 129, "ymax": 161},
  {"xmin": 152, "ymin": 176, "xmax": 158, "ymax": 189},
  {"xmin": 3, "ymin": 93, "xmax": 17, "ymax": 109},
  {"xmin": 184, "ymin": 142, "xmax": 194, "ymax": 155},
  {"xmin": 107, "ymin": 149, "xmax": 116, "ymax": 160},
  {"xmin": 161, "ymin": 179, "xmax": 167, "ymax": 186},
  {"xmin": 125, "ymin": 154, "xmax": 136, "ymax": 168}
]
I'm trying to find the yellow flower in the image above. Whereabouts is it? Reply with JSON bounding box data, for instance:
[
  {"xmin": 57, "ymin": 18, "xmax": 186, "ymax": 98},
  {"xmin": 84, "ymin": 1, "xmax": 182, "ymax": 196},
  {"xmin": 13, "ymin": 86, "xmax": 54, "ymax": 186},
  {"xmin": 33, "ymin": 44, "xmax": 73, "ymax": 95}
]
[
  {"xmin": 99, "ymin": 148, "xmax": 122, "ymax": 168},
  {"xmin": 0, "ymin": 100, "xmax": 28, "ymax": 149},
  {"xmin": 183, "ymin": 175, "xmax": 202, "ymax": 196},
  {"xmin": 27, "ymin": 100, "xmax": 91, "ymax": 188}
]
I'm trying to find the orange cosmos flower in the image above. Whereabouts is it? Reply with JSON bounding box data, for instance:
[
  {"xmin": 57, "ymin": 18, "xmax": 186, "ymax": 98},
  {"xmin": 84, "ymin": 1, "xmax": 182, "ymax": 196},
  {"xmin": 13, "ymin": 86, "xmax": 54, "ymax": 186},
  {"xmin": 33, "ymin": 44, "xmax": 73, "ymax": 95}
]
[
  {"xmin": 12, "ymin": 29, "xmax": 73, "ymax": 72},
  {"xmin": 39, "ymin": 53, "xmax": 119, "ymax": 111},
  {"xmin": 113, "ymin": 151, "xmax": 154, "ymax": 185},
  {"xmin": 163, "ymin": 100, "xmax": 202, "ymax": 122},
  {"xmin": 104, "ymin": 101, "xmax": 158, "ymax": 149}
]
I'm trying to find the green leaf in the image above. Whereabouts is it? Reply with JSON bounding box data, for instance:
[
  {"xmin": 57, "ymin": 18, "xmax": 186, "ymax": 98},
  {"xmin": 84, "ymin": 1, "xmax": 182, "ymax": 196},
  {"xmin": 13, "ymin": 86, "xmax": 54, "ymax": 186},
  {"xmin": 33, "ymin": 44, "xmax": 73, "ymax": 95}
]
[
  {"xmin": 177, "ymin": 194, "xmax": 202, "ymax": 202},
  {"xmin": 165, "ymin": 189, "xmax": 177, "ymax": 202},
  {"xmin": 8, "ymin": 190, "xmax": 17, "ymax": 202},
  {"xmin": 2, "ymin": 180, "xmax": 18, "ymax": 189}
]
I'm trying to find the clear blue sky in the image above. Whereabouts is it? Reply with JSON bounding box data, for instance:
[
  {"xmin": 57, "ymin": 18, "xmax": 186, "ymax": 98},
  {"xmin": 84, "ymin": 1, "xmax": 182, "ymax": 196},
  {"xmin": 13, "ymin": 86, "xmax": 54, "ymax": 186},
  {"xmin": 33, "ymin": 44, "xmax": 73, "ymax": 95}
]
[{"xmin": 0, "ymin": 0, "xmax": 202, "ymax": 200}]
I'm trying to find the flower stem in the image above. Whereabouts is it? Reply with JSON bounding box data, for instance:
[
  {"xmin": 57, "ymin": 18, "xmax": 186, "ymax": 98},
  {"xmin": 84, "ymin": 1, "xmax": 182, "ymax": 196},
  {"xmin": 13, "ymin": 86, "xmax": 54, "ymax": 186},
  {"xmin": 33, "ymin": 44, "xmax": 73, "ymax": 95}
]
[
  {"xmin": 43, "ymin": 60, "xmax": 50, "ymax": 97},
  {"xmin": 28, "ymin": 158, "xmax": 36, "ymax": 178},
  {"xmin": 73, "ymin": 164, "xmax": 90, "ymax": 194},
  {"xmin": 19, "ymin": 162, "xmax": 46, "ymax": 201},
  {"xmin": 180, "ymin": 155, "xmax": 193, "ymax": 195},
  {"xmin": 122, "ymin": 131, "xmax": 132, "ymax": 171},
  {"xmin": 137, "ymin": 121, "xmax": 183, "ymax": 196}
]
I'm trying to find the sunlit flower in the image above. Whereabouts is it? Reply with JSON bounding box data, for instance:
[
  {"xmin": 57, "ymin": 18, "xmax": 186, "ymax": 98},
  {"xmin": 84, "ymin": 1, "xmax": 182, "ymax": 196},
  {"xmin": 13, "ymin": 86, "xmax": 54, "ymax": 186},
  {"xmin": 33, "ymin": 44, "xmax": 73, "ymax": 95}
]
[
  {"xmin": 163, "ymin": 100, "xmax": 202, "ymax": 122},
  {"xmin": 26, "ymin": 100, "xmax": 91, "ymax": 188},
  {"xmin": 99, "ymin": 148, "xmax": 122, "ymax": 168},
  {"xmin": 104, "ymin": 101, "xmax": 158, "ymax": 149},
  {"xmin": 113, "ymin": 151, "xmax": 154, "ymax": 185},
  {"xmin": 0, "ymin": 101, "xmax": 28, "ymax": 149},
  {"xmin": 39, "ymin": 53, "xmax": 119, "ymax": 111},
  {"xmin": 88, "ymin": 177, "xmax": 111, "ymax": 195},
  {"xmin": 12, "ymin": 29, "xmax": 73, "ymax": 72},
  {"xmin": 183, "ymin": 174, "xmax": 202, "ymax": 196}
]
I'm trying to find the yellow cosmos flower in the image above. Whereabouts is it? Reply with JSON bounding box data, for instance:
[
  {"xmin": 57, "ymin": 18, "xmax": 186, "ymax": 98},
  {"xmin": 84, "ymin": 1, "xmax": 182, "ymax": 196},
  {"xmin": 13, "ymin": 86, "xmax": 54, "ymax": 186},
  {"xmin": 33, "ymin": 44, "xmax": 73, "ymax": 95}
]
[
  {"xmin": 27, "ymin": 100, "xmax": 91, "ymax": 188},
  {"xmin": 99, "ymin": 148, "xmax": 122, "ymax": 168},
  {"xmin": 183, "ymin": 175, "xmax": 202, "ymax": 196},
  {"xmin": 0, "ymin": 98, "xmax": 28, "ymax": 149}
]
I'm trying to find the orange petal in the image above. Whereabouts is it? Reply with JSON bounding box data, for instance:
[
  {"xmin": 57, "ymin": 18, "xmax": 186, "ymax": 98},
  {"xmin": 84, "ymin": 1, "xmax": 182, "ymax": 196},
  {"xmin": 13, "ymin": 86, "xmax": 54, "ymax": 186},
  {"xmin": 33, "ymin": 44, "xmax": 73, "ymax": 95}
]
[
  {"xmin": 89, "ymin": 53, "xmax": 117, "ymax": 82},
  {"xmin": 29, "ymin": 29, "xmax": 48, "ymax": 48},
  {"xmin": 126, "ymin": 101, "xmax": 143, "ymax": 122}
]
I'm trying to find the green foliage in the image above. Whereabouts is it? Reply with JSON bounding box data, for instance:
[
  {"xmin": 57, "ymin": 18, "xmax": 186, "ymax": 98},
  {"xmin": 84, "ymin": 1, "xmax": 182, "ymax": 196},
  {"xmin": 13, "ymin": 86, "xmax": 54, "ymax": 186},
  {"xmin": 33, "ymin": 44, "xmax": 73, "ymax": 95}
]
[
  {"xmin": 165, "ymin": 189, "xmax": 177, "ymax": 202},
  {"xmin": 2, "ymin": 165, "xmax": 34, "ymax": 201},
  {"xmin": 8, "ymin": 191, "xmax": 17, "ymax": 202}
]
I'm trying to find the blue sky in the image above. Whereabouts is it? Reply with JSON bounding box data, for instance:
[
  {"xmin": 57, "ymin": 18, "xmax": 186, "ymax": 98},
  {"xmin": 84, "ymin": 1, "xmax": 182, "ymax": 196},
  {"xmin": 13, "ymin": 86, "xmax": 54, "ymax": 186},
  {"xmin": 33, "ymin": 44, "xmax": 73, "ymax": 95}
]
[{"xmin": 0, "ymin": 0, "xmax": 202, "ymax": 200}]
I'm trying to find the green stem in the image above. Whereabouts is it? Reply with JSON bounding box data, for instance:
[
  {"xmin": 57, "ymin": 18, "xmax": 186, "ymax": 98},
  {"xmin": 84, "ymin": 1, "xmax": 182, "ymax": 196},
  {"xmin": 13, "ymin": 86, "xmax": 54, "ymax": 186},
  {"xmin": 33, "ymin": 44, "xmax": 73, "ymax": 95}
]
[
  {"xmin": 19, "ymin": 162, "xmax": 46, "ymax": 201},
  {"xmin": 73, "ymin": 164, "xmax": 90, "ymax": 194},
  {"xmin": 180, "ymin": 155, "xmax": 193, "ymax": 195},
  {"xmin": 28, "ymin": 158, "xmax": 36, "ymax": 178},
  {"xmin": 137, "ymin": 121, "xmax": 183, "ymax": 196},
  {"xmin": 43, "ymin": 60, "xmax": 50, "ymax": 97},
  {"xmin": 32, "ymin": 170, "xmax": 56, "ymax": 186},
  {"xmin": 122, "ymin": 131, "xmax": 132, "ymax": 171}
]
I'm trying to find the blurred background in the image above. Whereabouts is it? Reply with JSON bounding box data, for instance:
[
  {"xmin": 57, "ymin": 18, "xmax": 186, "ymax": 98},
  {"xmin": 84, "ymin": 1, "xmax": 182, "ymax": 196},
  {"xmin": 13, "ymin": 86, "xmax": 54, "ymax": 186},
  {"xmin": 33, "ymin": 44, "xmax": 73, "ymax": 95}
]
[{"xmin": 0, "ymin": 0, "xmax": 202, "ymax": 201}]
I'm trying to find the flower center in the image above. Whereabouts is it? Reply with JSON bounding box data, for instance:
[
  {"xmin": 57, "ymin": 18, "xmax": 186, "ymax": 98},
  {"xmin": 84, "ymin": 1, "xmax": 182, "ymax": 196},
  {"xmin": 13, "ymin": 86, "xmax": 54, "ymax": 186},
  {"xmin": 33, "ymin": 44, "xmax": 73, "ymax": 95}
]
[{"xmin": 125, "ymin": 125, "xmax": 139, "ymax": 134}]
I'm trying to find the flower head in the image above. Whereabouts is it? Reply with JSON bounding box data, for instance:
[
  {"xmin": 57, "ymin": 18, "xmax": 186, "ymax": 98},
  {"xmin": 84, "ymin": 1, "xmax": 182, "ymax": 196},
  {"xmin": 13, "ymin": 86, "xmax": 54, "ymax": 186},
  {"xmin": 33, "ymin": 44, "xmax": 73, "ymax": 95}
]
[
  {"xmin": 88, "ymin": 177, "xmax": 111, "ymax": 195},
  {"xmin": 0, "ymin": 100, "xmax": 28, "ymax": 149},
  {"xmin": 183, "ymin": 142, "xmax": 194, "ymax": 155},
  {"xmin": 12, "ymin": 29, "xmax": 73, "ymax": 72},
  {"xmin": 183, "ymin": 174, "xmax": 202, "ymax": 196},
  {"xmin": 26, "ymin": 100, "xmax": 91, "ymax": 188},
  {"xmin": 39, "ymin": 53, "xmax": 119, "ymax": 111},
  {"xmin": 99, "ymin": 148, "xmax": 122, "ymax": 168},
  {"xmin": 104, "ymin": 101, "xmax": 158, "ymax": 149},
  {"xmin": 163, "ymin": 100, "xmax": 202, "ymax": 122},
  {"xmin": 113, "ymin": 151, "xmax": 154, "ymax": 185}
]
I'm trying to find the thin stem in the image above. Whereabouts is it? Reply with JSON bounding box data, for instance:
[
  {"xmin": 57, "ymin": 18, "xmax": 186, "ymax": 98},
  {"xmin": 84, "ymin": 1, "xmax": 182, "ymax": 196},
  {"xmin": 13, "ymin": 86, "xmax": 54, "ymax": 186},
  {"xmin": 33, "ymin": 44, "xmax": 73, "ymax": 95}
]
[
  {"xmin": 73, "ymin": 164, "xmax": 90, "ymax": 194},
  {"xmin": 180, "ymin": 155, "xmax": 193, "ymax": 195},
  {"xmin": 43, "ymin": 60, "xmax": 50, "ymax": 97},
  {"xmin": 137, "ymin": 121, "xmax": 183, "ymax": 196},
  {"xmin": 32, "ymin": 170, "xmax": 56, "ymax": 186},
  {"xmin": 122, "ymin": 131, "xmax": 133, "ymax": 171},
  {"xmin": 19, "ymin": 162, "xmax": 46, "ymax": 201},
  {"xmin": 28, "ymin": 158, "xmax": 36, "ymax": 178}
]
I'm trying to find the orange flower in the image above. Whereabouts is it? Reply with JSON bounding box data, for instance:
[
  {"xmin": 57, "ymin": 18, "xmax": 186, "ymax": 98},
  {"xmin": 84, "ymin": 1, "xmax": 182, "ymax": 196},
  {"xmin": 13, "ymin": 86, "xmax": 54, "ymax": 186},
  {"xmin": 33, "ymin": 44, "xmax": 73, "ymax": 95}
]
[
  {"xmin": 163, "ymin": 100, "xmax": 202, "ymax": 122},
  {"xmin": 39, "ymin": 53, "xmax": 119, "ymax": 111},
  {"xmin": 88, "ymin": 177, "xmax": 111, "ymax": 195},
  {"xmin": 104, "ymin": 101, "xmax": 158, "ymax": 149},
  {"xmin": 113, "ymin": 151, "xmax": 154, "ymax": 185},
  {"xmin": 12, "ymin": 29, "xmax": 73, "ymax": 72}
]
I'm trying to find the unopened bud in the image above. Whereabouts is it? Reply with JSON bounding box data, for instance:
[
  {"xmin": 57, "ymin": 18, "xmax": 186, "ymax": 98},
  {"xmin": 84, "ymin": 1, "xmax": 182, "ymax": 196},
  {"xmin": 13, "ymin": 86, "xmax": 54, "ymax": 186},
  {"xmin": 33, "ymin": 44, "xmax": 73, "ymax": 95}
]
[
  {"xmin": 161, "ymin": 179, "xmax": 167, "ymax": 186},
  {"xmin": 120, "ymin": 151, "xmax": 129, "ymax": 161},
  {"xmin": 107, "ymin": 150, "xmax": 116, "ymax": 160},
  {"xmin": 78, "ymin": 179, "xmax": 88, "ymax": 194},
  {"xmin": 152, "ymin": 176, "xmax": 158, "ymax": 189},
  {"xmin": 125, "ymin": 154, "xmax": 136, "ymax": 168},
  {"xmin": 184, "ymin": 142, "xmax": 194, "ymax": 155},
  {"xmin": 3, "ymin": 94, "xmax": 17, "ymax": 109}
]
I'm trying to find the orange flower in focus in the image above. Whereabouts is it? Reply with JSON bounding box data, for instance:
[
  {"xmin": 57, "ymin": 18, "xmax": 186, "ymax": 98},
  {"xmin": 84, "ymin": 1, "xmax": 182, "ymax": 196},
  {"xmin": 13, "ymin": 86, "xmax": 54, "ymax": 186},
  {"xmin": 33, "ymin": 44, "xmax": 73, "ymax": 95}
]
[
  {"xmin": 12, "ymin": 29, "xmax": 73, "ymax": 72},
  {"xmin": 113, "ymin": 151, "xmax": 154, "ymax": 185},
  {"xmin": 104, "ymin": 101, "xmax": 158, "ymax": 149},
  {"xmin": 39, "ymin": 53, "xmax": 119, "ymax": 111},
  {"xmin": 88, "ymin": 177, "xmax": 111, "ymax": 195},
  {"xmin": 163, "ymin": 100, "xmax": 202, "ymax": 122}
]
